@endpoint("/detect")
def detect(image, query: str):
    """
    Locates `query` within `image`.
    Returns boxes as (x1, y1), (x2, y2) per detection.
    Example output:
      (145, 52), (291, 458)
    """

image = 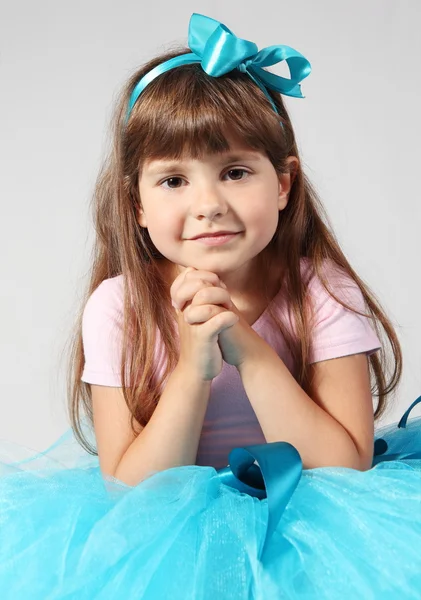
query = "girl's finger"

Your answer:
(183, 303), (227, 325)
(171, 273), (225, 310)
(170, 268), (217, 303)
(191, 286), (232, 310)
(172, 279), (215, 311)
